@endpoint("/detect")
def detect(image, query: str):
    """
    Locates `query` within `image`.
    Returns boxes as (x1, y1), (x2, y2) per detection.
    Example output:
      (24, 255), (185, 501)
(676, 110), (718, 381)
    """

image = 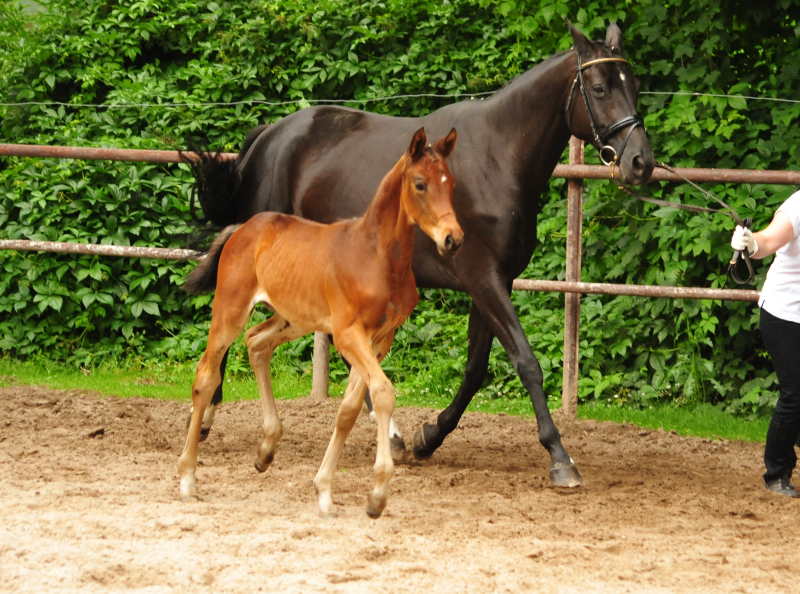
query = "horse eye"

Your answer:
(592, 84), (606, 97)
(414, 182), (426, 191)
